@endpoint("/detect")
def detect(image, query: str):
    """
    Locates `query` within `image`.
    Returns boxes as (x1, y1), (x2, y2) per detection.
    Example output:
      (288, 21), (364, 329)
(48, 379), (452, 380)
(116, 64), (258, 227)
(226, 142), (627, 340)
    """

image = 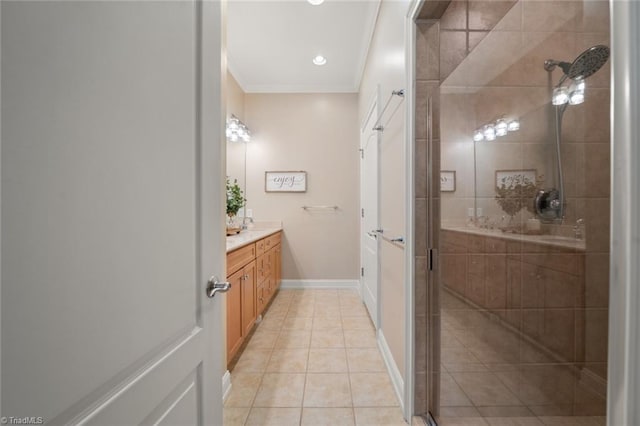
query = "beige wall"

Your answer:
(243, 93), (360, 281)
(359, 0), (411, 380)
